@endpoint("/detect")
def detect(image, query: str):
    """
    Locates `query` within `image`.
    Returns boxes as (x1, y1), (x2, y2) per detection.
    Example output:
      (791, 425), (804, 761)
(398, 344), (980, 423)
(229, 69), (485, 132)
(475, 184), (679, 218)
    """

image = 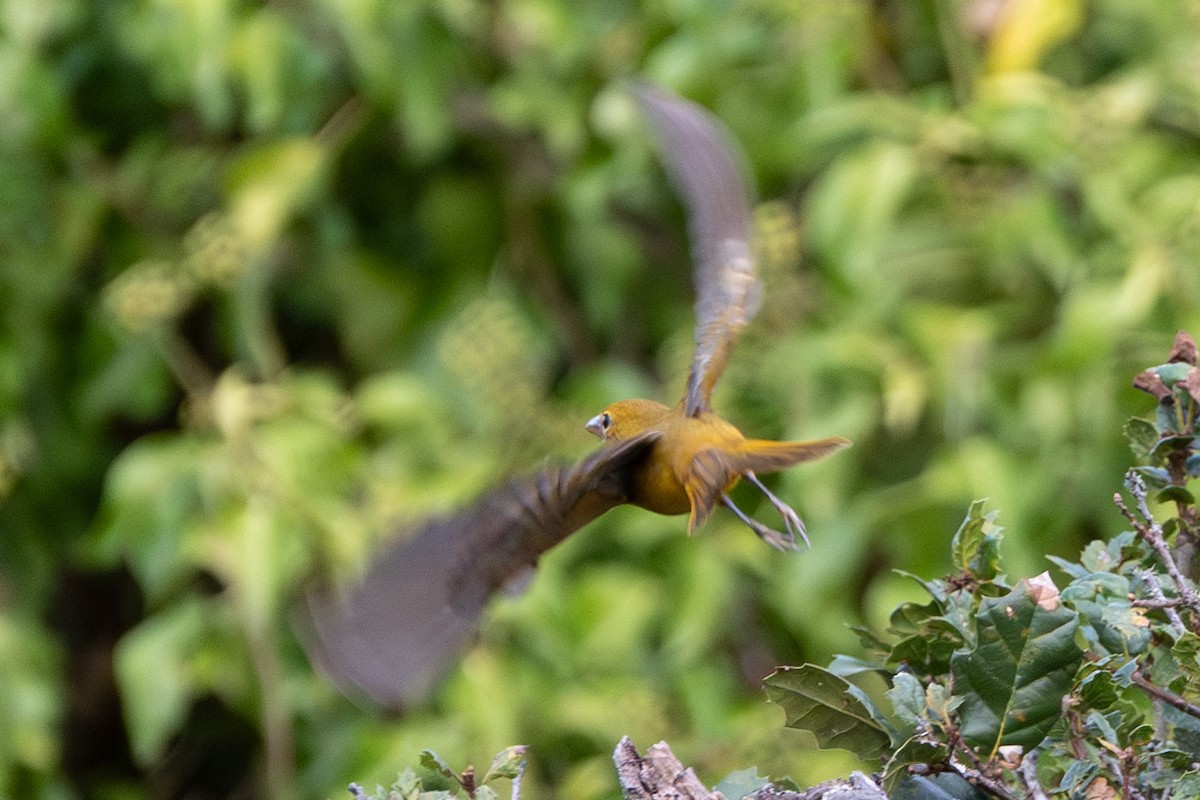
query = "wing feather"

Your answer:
(634, 84), (760, 416)
(303, 432), (658, 708)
